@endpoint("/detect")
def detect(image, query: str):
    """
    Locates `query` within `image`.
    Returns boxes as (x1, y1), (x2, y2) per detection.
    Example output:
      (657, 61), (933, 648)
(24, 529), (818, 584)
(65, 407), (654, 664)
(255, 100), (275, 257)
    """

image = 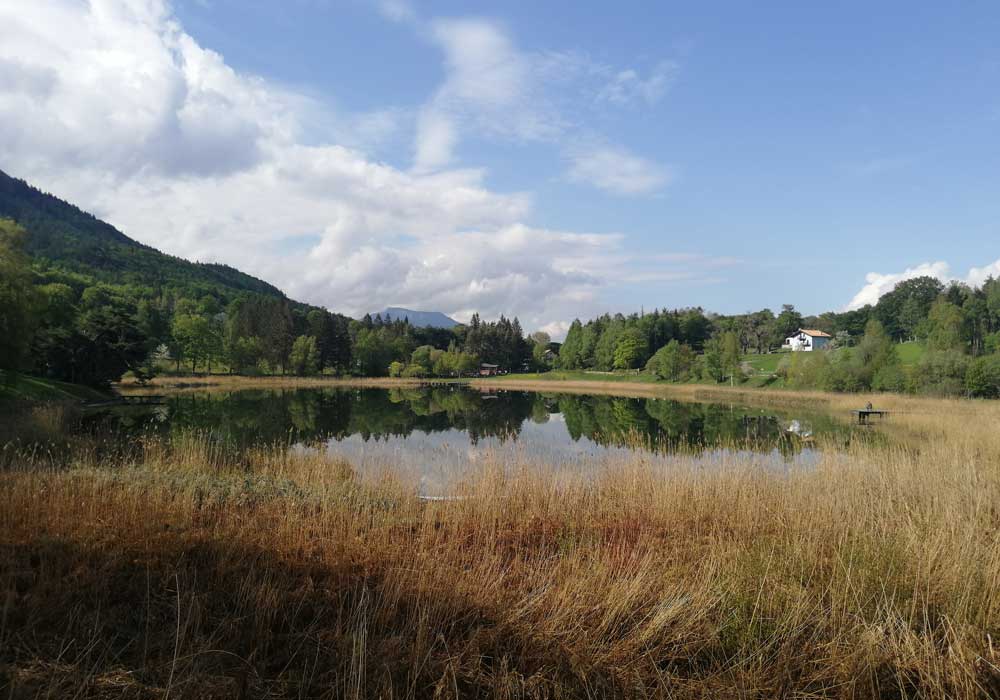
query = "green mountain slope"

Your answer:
(0, 169), (289, 301)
